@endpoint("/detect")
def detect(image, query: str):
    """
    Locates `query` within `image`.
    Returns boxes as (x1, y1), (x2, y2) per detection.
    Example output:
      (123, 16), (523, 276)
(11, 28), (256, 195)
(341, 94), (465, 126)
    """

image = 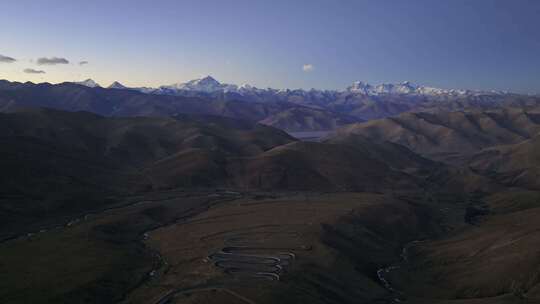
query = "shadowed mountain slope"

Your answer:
(1, 107), (445, 239)
(389, 204), (540, 302)
(225, 141), (423, 192)
(0, 108), (295, 238)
